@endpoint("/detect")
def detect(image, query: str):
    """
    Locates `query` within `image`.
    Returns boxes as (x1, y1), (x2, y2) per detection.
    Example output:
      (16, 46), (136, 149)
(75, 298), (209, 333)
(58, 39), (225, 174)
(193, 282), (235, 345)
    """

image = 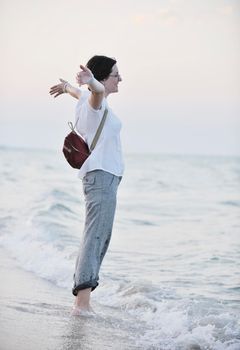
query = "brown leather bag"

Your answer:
(62, 108), (108, 169)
